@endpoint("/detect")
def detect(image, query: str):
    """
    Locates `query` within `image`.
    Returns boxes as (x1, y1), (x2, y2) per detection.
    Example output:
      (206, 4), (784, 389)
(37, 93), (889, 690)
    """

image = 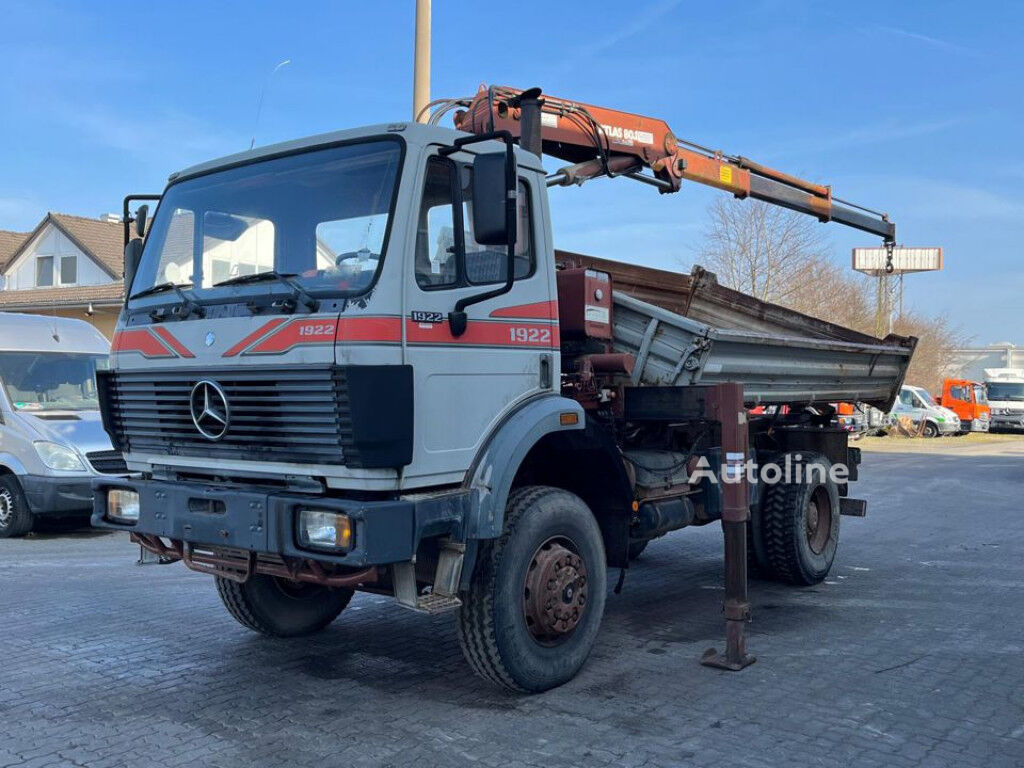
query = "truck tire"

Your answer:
(457, 485), (607, 693)
(759, 453), (840, 586)
(215, 575), (353, 638)
(0, 475), (34, 539)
